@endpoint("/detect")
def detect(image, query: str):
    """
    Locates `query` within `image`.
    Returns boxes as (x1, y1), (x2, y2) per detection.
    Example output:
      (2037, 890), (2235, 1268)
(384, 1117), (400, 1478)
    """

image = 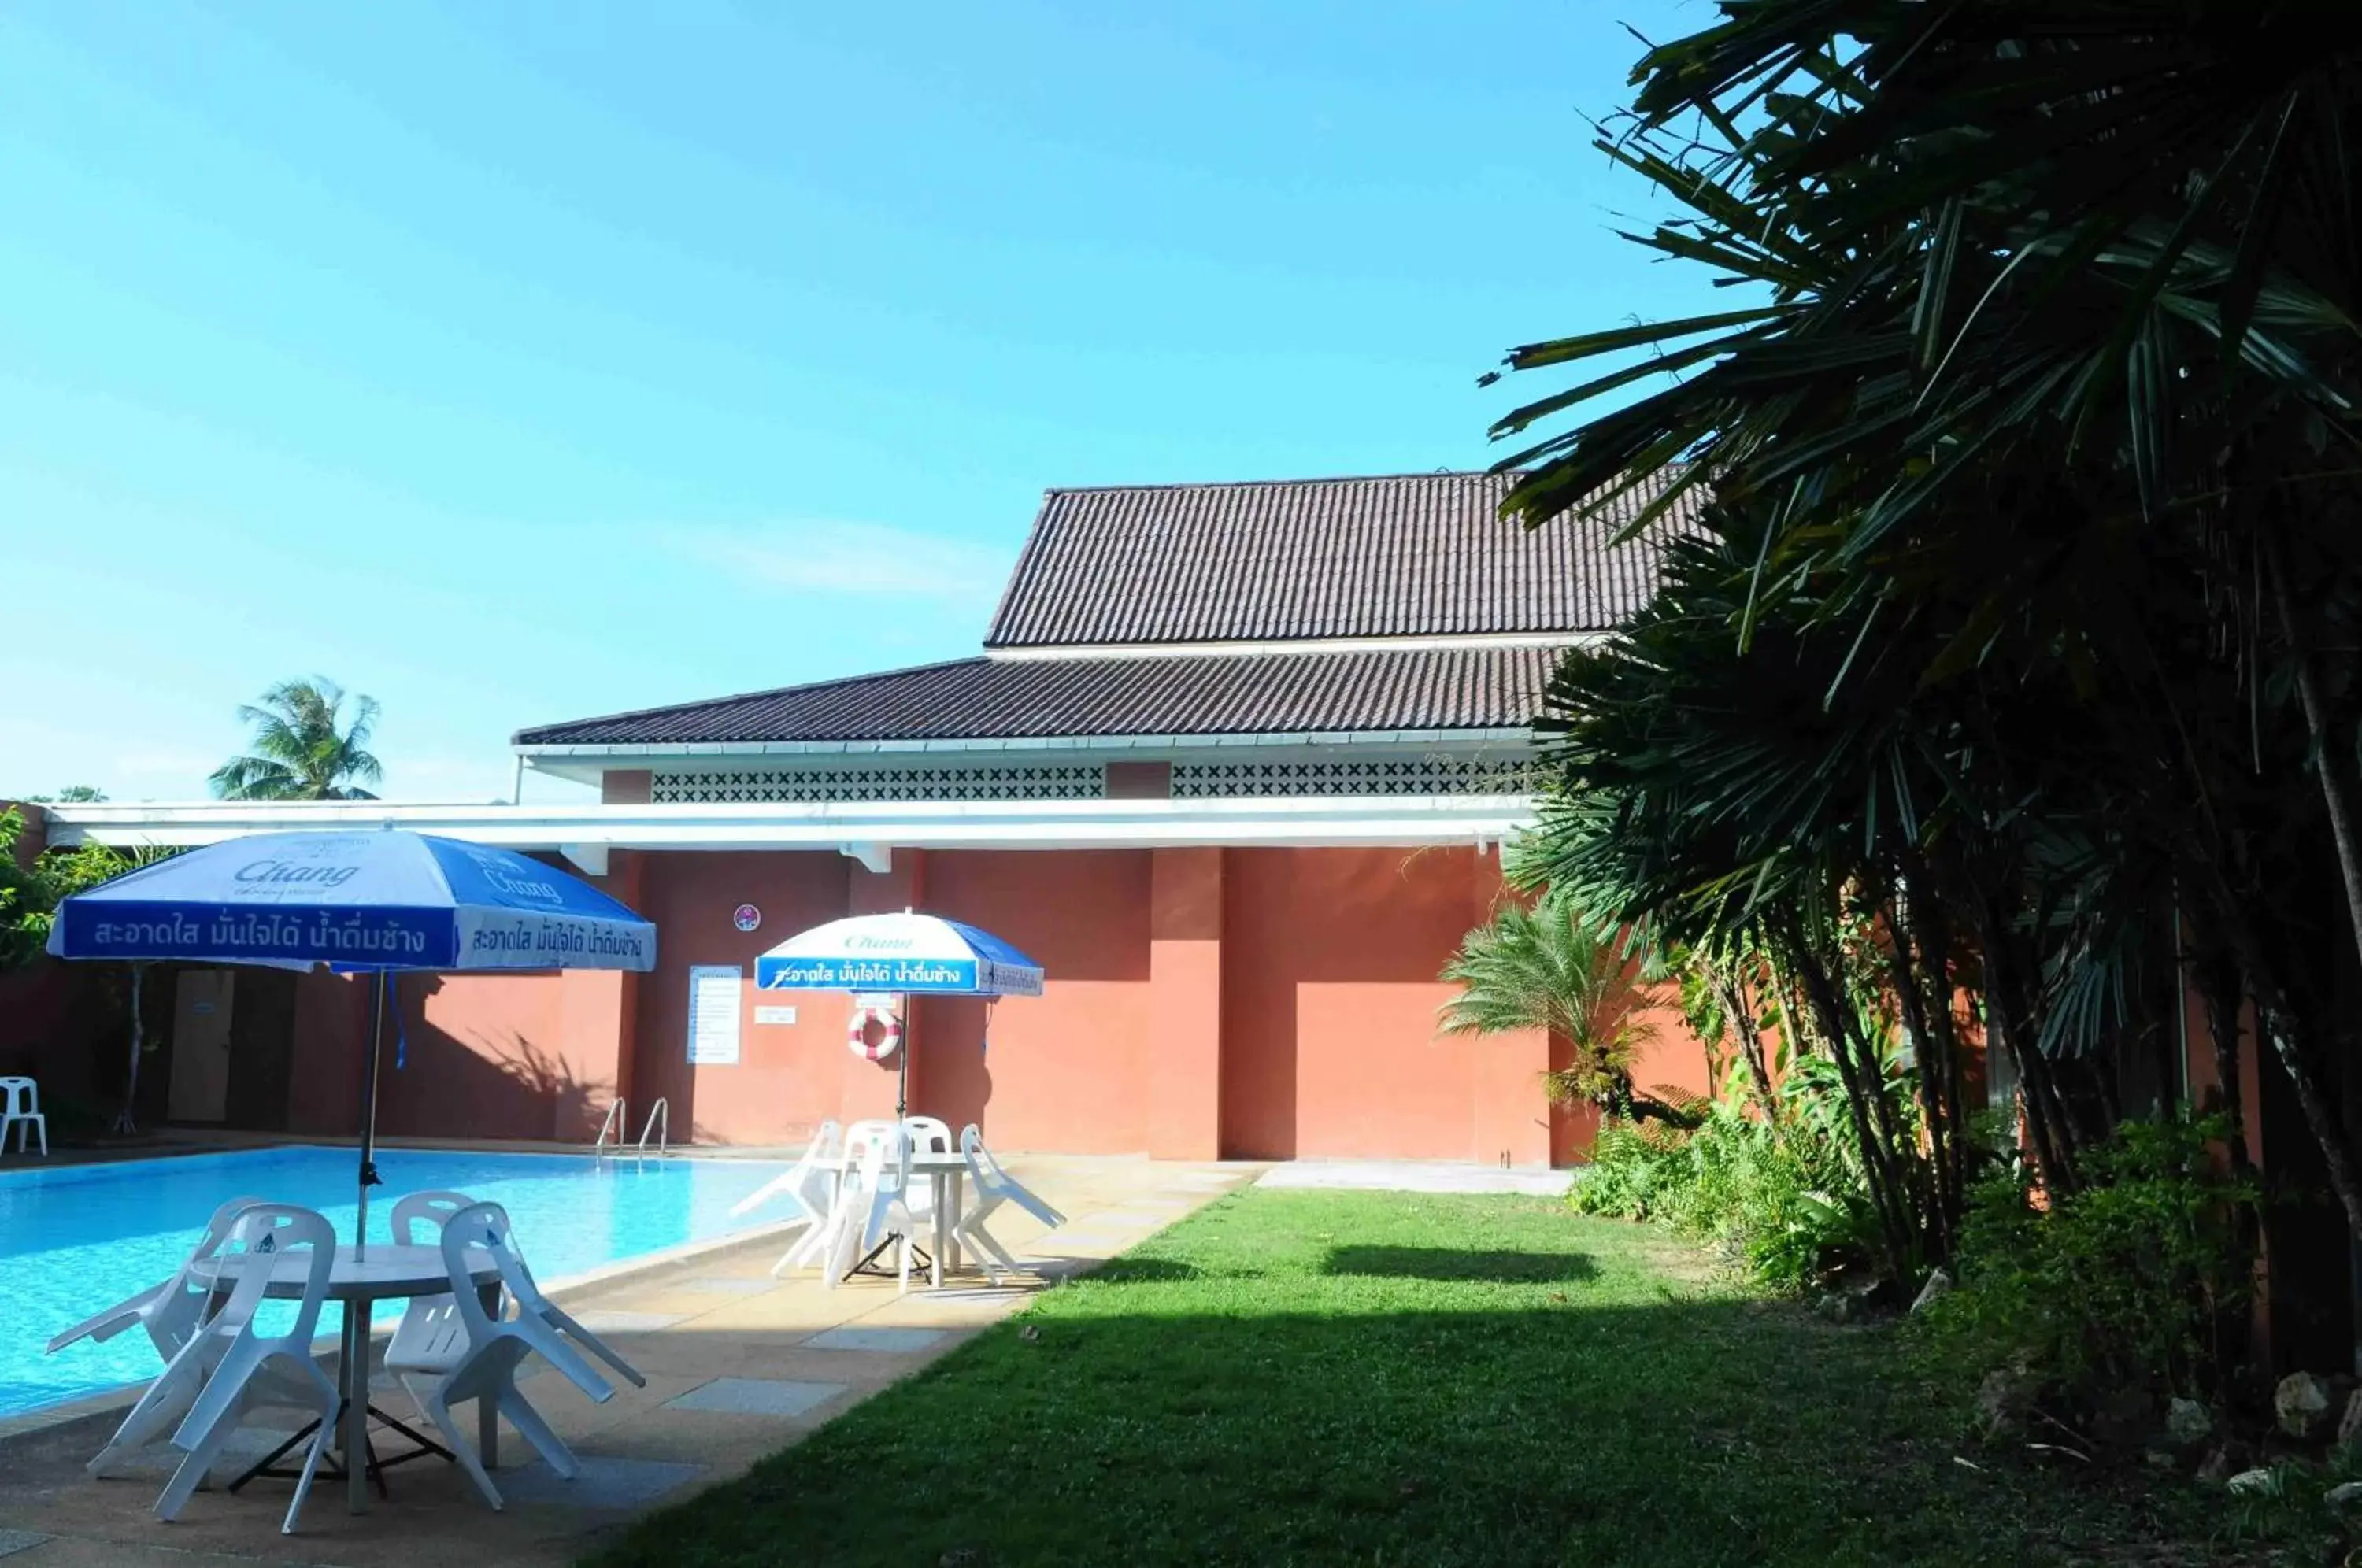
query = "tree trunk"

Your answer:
(2265, 529), (2362, 993)
(2195, 943), (2252, 1171)
(1714, 967), (1779, 1124)
(1905, 883), (1974, 1224)
(1885, 898), (1960, 1252)
(1783, 926), (1920, 1271)
(1967, 891), (2078, 1194)
(115, 962), (146, 1137)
